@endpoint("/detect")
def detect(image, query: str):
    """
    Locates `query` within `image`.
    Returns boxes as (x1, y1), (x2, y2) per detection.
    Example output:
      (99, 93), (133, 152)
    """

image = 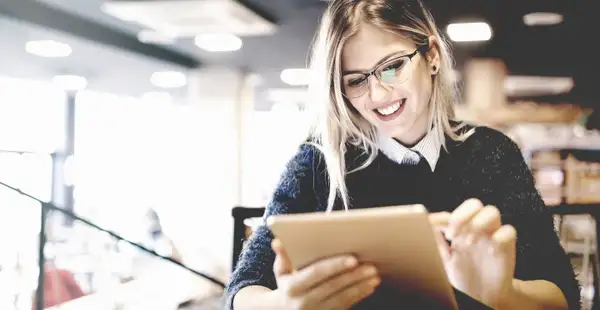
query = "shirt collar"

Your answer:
(376, 128), (441, 171)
